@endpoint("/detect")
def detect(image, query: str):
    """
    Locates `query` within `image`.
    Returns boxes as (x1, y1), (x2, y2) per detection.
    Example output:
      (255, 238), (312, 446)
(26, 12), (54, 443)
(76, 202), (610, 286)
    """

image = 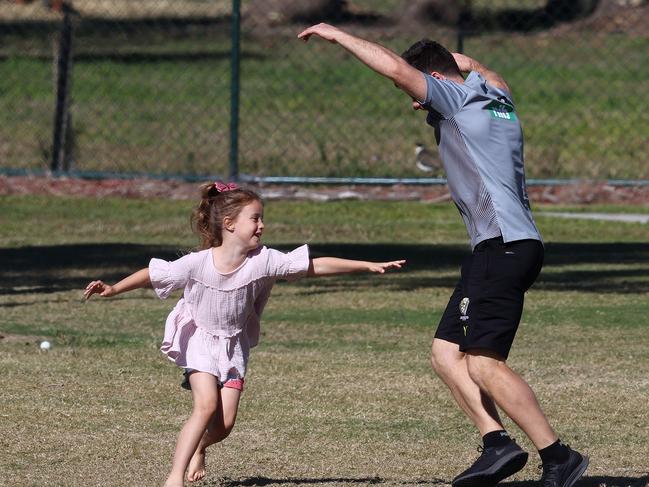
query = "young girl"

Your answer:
(83, 181), (404, 487)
